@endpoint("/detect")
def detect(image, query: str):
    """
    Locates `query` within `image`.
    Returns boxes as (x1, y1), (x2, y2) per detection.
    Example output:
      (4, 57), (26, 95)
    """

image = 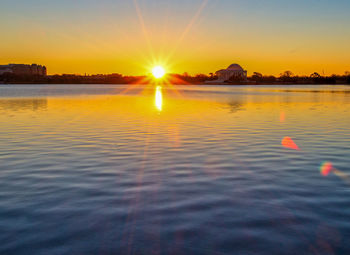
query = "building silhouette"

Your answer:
(0, 64), (47, 76)
(216, 64), (247, 81)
